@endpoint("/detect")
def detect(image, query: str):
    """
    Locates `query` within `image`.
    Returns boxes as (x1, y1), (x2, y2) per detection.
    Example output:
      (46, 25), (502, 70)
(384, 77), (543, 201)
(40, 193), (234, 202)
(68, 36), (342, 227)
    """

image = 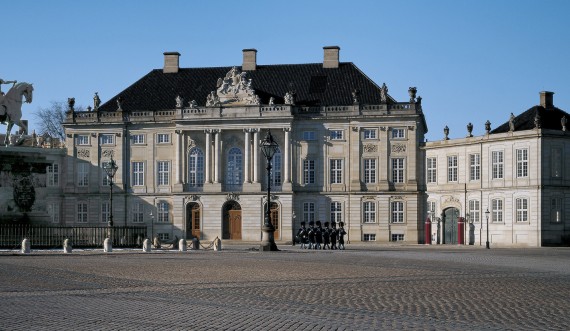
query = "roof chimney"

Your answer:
(242, 49), (257, 71)
(323, 46), (340, 68)
(163, 52), (181, 73)
(540, 91), (554, 109)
